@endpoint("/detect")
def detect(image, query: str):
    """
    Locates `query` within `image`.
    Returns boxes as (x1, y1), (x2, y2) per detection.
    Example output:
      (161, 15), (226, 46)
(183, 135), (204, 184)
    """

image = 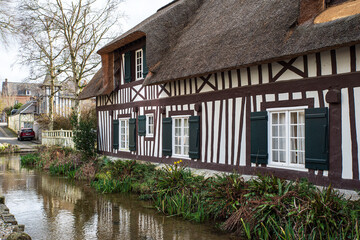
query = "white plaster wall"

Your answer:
(240, 98), (247, 166)
(306, 91), (320, 108)
(240, 68), (248, 86)
(261, 64), (270, 84)
(293, 92), (302, 100)
(250, 66), (259, 85)
(341, 88), (353, 179)
(227, 98), (234, 162)
(234, 98), (242, 163)
(278, 93), (289, 101)
(320, 51), (332, 76)
(206, 101), (213, 163)
(212, 100), (220, 163)
(266, 94), (276, 102)
(336, 47), (351, 74)
(307, 53), (317, 78)
(219, 100), (226, 164)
